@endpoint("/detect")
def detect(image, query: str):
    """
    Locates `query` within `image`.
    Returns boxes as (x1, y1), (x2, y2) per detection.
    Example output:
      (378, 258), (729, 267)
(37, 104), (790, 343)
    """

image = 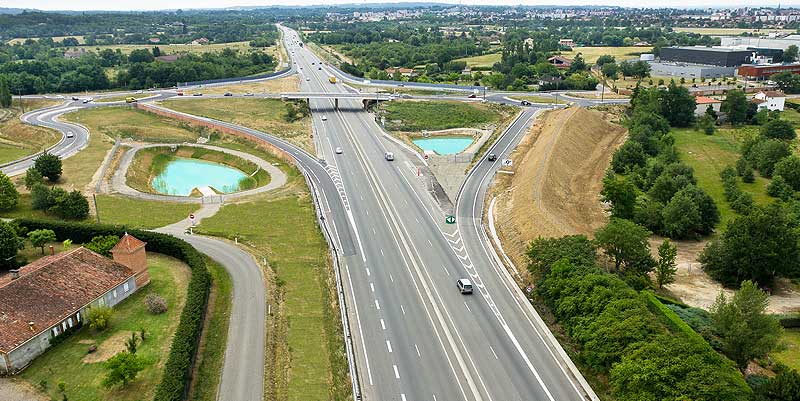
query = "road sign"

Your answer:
(502, 159), (513, 167)
(445, 215), (456, 224)
(189, 214), (197, 226)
